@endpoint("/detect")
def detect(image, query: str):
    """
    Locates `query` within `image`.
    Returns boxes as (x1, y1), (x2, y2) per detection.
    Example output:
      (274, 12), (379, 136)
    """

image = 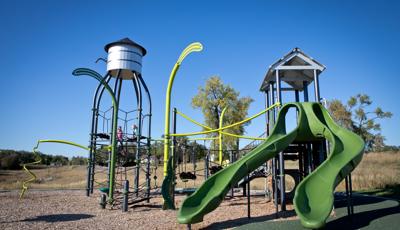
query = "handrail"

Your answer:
(171, 102), (280, 138)
(20, 139), (89, 199)
(176, 110), (267, 141)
